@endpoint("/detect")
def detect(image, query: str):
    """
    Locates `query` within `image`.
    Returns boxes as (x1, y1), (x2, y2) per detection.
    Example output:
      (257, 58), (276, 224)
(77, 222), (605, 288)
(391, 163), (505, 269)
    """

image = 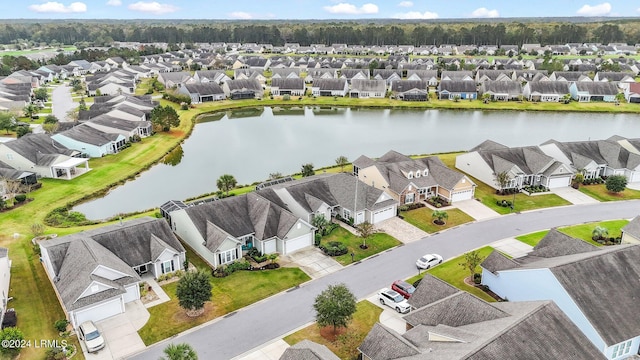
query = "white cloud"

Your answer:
(393, 10), (438, 19)
(324, 3), (379, 15)
(576, 2), (611, 16)
(128, 1), (178, 14)
(470, 7), (499, 18)
(28, 1), (87, 13)
(106, 0), (122, 5)
(229, 11), (253, 19)
(398, 1), (413, 7)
